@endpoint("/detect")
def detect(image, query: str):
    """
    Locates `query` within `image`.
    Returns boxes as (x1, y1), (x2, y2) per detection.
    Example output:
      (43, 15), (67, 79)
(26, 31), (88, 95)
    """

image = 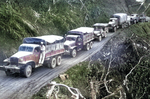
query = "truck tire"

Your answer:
(121, 24), (124, 28)
(70, 49), (77, 58)
(90, 41), (93, 49)
(24, 64), (32, 78)
(50, 57), (56, 68)
(86, 43), (90, 51)
(98, 36), (102, 42)
(134, 20), (136, 24)
(114, 27), (116, 32)
(103, 32), (107, 38)
(56, 56), (61, 66)
(5, 71), (11, 76)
